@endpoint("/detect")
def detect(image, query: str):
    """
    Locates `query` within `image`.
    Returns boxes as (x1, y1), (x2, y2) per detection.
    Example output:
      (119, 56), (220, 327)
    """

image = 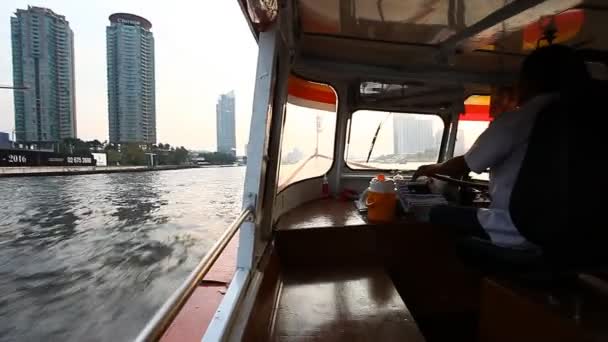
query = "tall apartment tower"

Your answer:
(393, 116), (434, 155)
(216, 91), (236, 155)
(107, 13), (156, 144)
(11, 6), (77, 144)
